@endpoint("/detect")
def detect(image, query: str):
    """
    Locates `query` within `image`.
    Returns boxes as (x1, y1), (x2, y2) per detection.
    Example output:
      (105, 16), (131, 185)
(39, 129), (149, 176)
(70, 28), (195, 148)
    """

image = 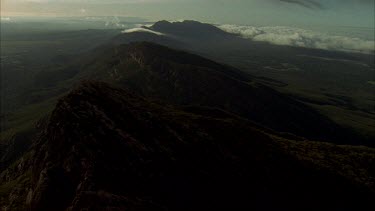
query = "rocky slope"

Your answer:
(1, 82), (374, 210)
(75, 42), (362, 145)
